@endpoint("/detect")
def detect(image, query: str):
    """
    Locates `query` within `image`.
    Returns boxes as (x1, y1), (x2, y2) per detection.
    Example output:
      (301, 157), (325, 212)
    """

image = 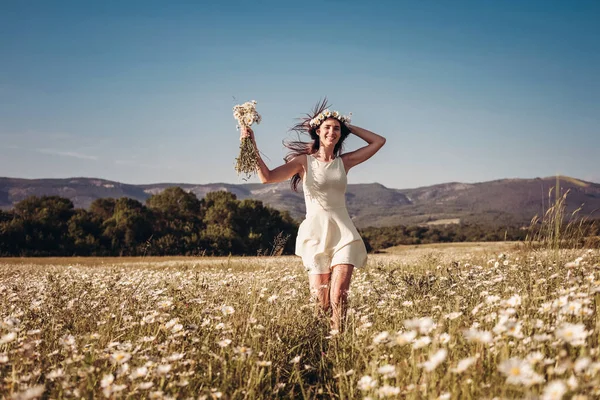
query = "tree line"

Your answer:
(360, 224), (528, 250)
(360, 220), (599, 250)
(0, 188), (298, 257)
(3, 189), (591, 257)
